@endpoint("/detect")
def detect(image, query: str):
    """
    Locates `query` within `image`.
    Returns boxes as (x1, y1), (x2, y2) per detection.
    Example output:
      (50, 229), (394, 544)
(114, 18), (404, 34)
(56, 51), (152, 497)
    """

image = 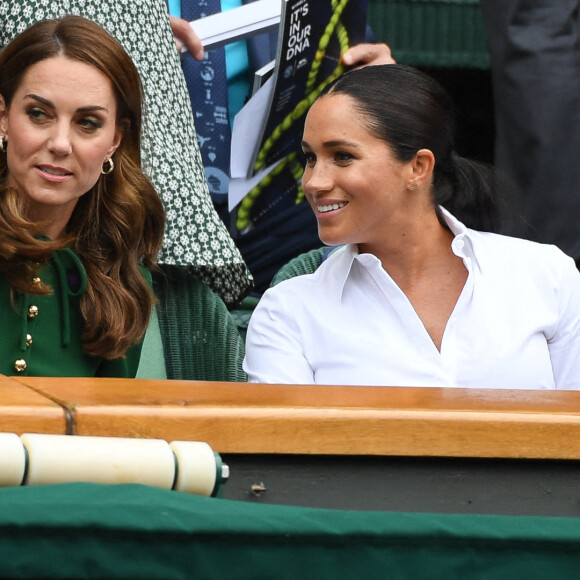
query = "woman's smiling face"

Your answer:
(0, 55), (122, 237)
(301, 93), (413, 251)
